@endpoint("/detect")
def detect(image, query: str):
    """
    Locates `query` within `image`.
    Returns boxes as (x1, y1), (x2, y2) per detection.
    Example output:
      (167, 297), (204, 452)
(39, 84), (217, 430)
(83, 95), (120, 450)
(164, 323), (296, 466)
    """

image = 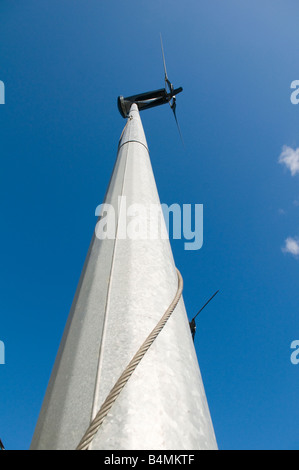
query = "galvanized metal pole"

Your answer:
(31, 104), (217, 450)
